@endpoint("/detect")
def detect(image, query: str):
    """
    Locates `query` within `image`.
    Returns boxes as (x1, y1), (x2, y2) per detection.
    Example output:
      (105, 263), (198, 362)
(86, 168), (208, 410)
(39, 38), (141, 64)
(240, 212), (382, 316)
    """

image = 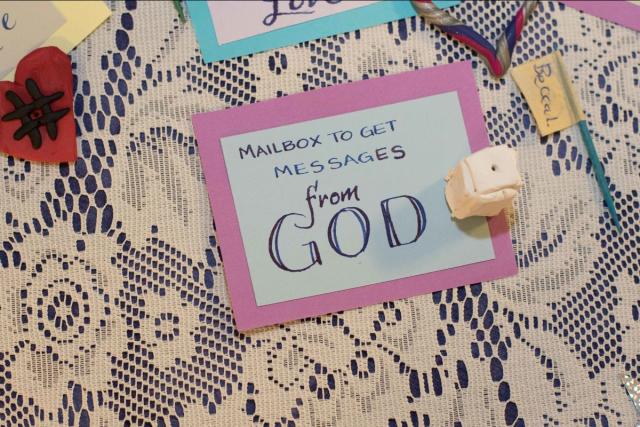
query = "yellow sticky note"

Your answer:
(49, 1), (111, 54)
(511, 51), (585, 136)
